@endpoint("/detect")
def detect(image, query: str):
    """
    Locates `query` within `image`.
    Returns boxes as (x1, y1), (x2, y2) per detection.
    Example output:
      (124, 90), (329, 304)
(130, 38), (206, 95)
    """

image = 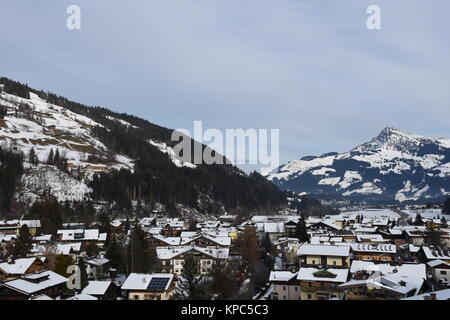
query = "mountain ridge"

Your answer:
(0, 77), (286, 216)
(265, 127), (450, 204)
